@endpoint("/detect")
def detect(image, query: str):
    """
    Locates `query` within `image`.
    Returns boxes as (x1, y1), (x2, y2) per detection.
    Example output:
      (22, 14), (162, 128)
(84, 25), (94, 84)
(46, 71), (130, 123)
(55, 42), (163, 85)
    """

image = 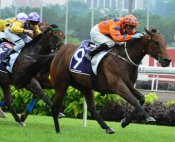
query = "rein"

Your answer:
(114, 42), (140, 67)
(117, 34), (153, 67)
(124, 42), (139, 66)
